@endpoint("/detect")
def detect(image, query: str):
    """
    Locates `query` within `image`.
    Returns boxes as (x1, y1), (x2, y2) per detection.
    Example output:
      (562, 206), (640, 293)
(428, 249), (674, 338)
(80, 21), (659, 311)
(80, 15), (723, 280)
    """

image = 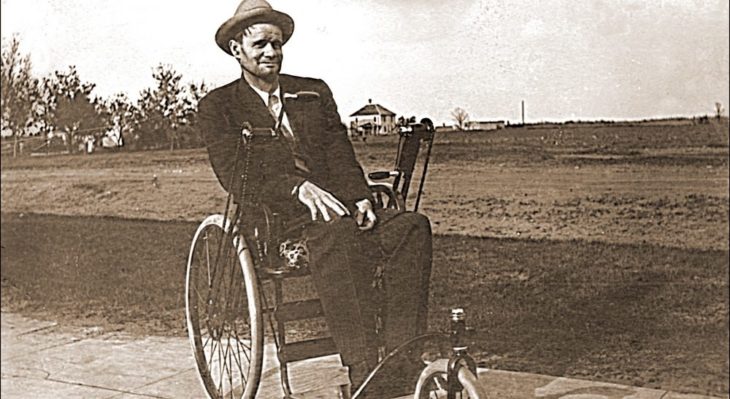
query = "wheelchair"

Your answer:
(185, 119), (485, 398)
